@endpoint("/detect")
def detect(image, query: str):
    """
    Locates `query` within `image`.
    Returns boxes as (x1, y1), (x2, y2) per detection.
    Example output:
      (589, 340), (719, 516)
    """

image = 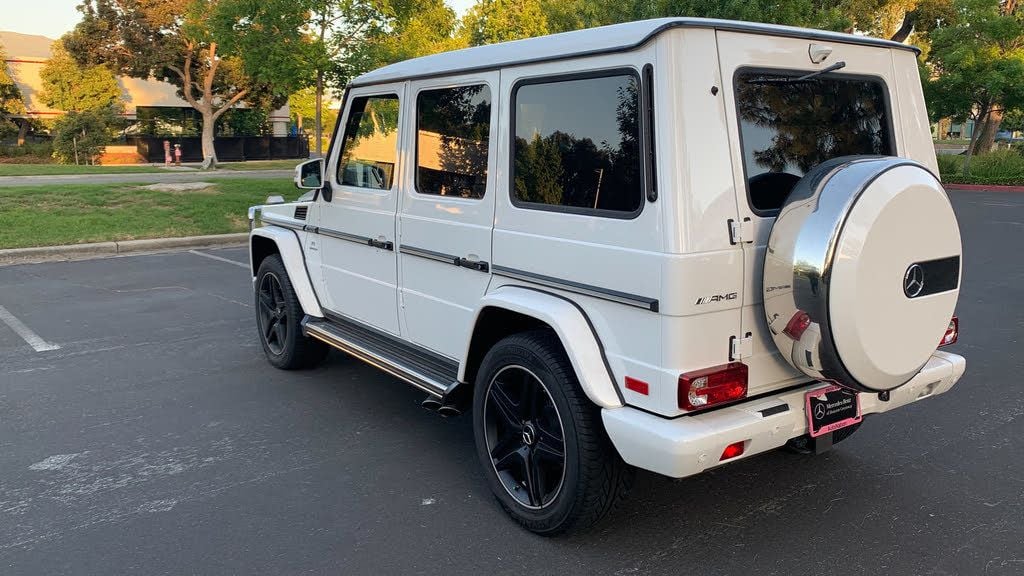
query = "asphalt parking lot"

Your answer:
(0, 191), (1020, 575)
